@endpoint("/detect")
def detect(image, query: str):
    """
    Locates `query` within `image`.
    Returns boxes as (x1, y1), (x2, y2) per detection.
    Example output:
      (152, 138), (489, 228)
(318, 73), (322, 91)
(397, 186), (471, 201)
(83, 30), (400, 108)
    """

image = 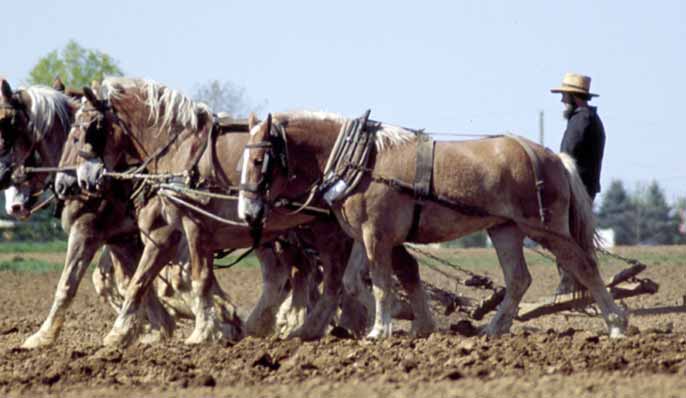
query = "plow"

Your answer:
(402, 244), (659, 324)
